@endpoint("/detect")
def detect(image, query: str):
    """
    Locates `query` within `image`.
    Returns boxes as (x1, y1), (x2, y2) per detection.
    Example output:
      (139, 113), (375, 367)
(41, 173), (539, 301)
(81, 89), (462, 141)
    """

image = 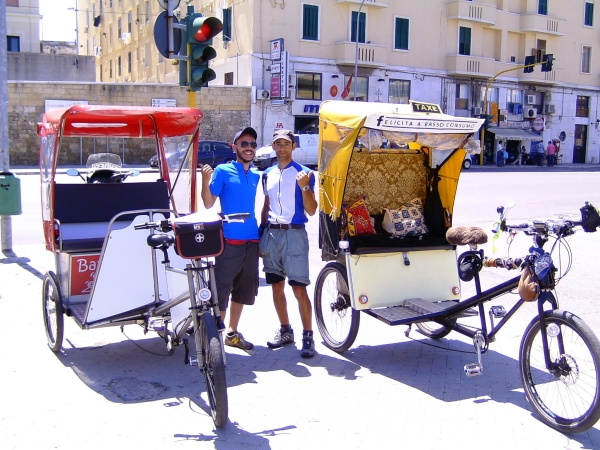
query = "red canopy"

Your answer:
(39, 105), (202, 138)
